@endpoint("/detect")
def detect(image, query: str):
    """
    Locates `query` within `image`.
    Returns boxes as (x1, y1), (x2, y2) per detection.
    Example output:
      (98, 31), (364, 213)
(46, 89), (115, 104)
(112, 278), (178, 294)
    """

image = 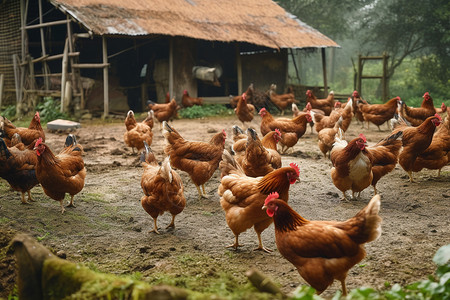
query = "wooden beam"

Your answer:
(321, 48), (328, 95)
(102, 36), (109, 117)
(22, 19), (71, 30)
(38, 0), (49, 90)
(61, 38), (69, 112)
(236, 43), (242, 95)
(169, 38), (173, 101)
(0, 74), (4, 108)
(72, 63), (110, 69)
(44, 52), (79, 61)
